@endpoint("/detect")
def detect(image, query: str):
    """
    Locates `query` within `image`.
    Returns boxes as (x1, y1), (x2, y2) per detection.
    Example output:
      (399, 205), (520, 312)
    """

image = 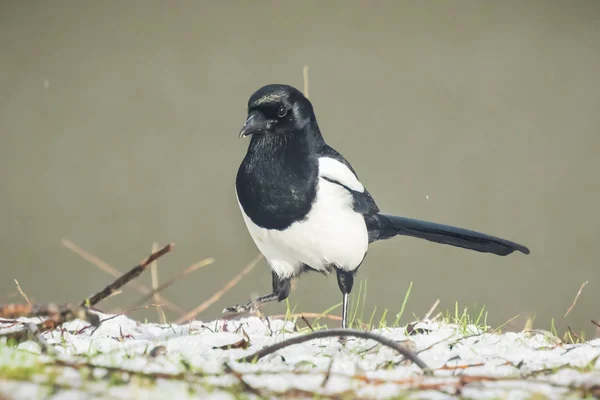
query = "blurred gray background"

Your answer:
(1, 1), (598, 335)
